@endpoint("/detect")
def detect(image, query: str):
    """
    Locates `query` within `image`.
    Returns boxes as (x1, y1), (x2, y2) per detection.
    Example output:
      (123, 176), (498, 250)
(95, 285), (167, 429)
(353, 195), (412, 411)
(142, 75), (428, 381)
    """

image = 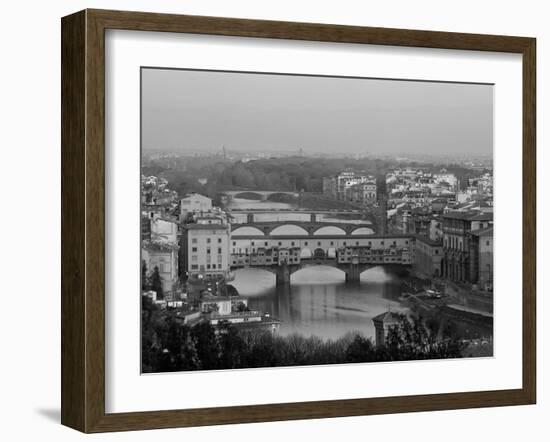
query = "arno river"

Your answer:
(228, 197), (408, 340)
(232, 266), (408, 340)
